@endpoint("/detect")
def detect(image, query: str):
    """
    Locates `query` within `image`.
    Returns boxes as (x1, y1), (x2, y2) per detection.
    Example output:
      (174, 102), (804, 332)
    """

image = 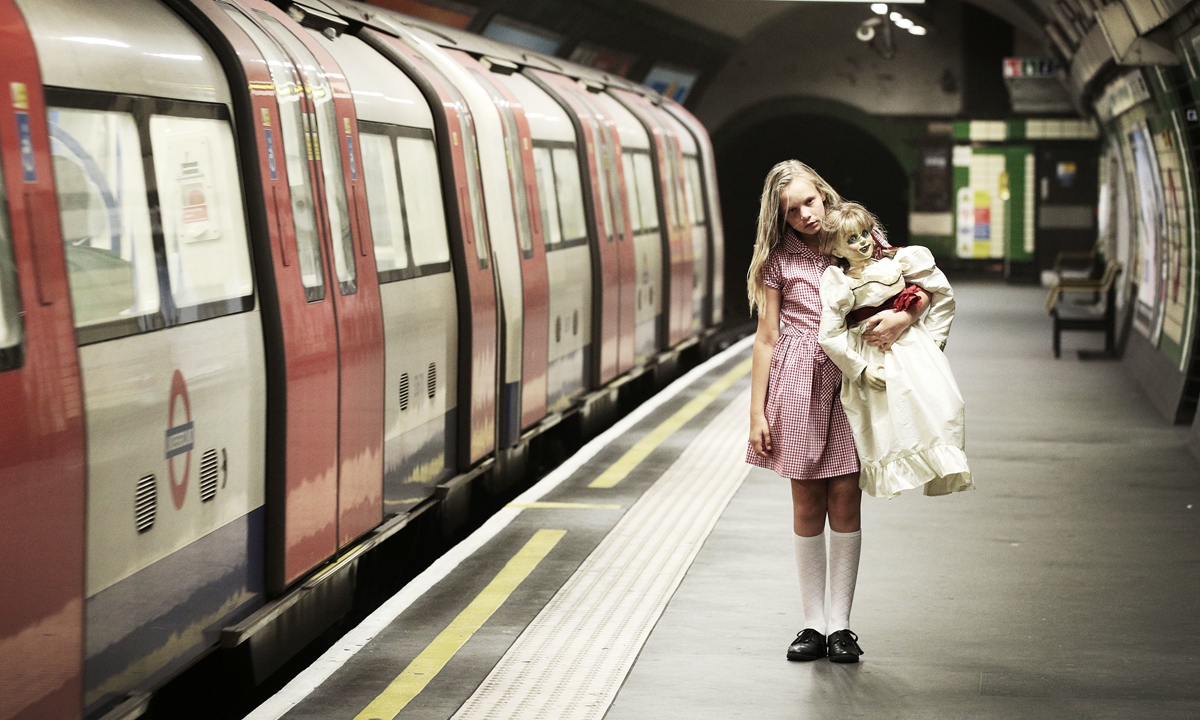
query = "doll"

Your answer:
(817, 202), (973, 499)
